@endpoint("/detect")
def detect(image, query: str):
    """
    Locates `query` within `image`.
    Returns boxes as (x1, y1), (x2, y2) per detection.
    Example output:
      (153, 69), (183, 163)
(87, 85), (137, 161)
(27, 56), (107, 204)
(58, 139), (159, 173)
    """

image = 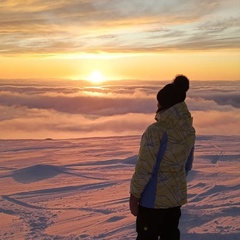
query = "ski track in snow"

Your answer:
(0, 135), (240, 240)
